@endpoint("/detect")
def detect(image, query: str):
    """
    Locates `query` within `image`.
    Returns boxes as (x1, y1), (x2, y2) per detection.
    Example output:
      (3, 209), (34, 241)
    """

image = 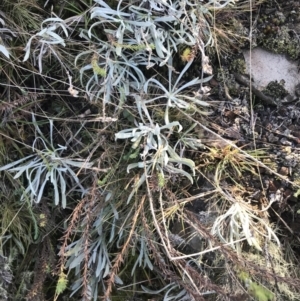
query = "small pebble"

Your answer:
(278, 166), (289, 176)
